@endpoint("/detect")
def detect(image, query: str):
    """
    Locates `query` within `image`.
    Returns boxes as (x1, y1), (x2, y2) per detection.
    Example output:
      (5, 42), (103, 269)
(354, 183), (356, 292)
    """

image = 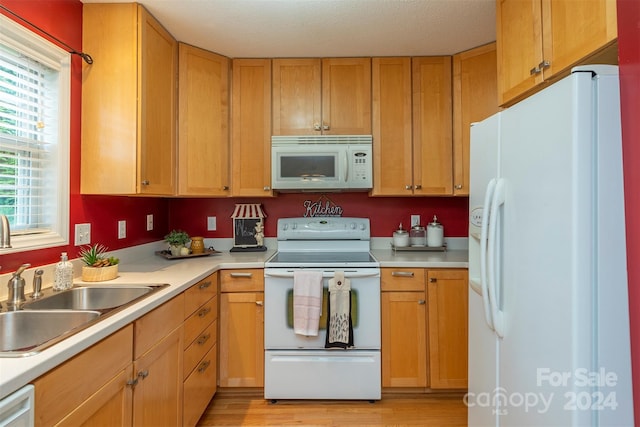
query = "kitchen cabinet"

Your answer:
(81, 3), (177, 195)
(34, 296), (184, 426)
(427, 269), (468, 389)
(411, 57), (453, 195)
(178, 44), (230, 196)
(272, 58), (371, 135)
(183, 273), (218, 427)
(231, 59), (273, 196)
(497, 0), (618, 106)
(381, 268), (428, 388)
(219, 269), (264, 387)
(452, 43), (498, 196)
(371, 57), (414, 196)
